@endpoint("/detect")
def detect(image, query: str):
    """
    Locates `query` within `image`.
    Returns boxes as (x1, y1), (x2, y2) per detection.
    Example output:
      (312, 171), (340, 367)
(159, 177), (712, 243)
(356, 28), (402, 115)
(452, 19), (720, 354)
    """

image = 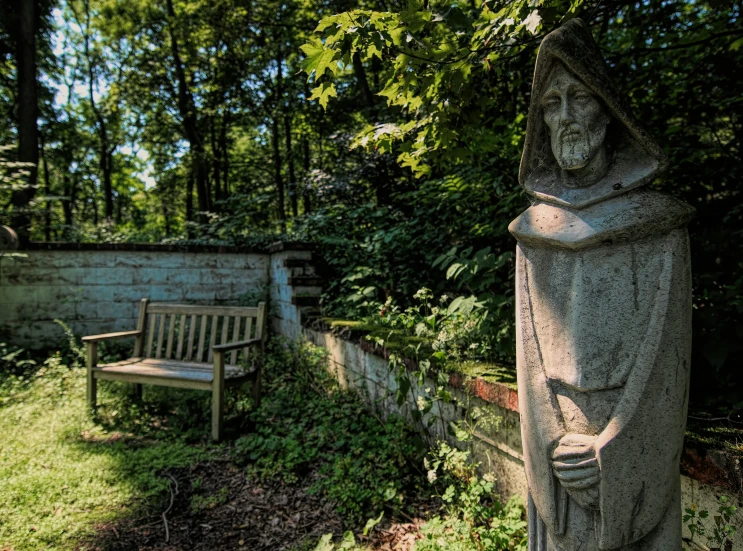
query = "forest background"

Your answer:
(0, 0), (741, 410)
